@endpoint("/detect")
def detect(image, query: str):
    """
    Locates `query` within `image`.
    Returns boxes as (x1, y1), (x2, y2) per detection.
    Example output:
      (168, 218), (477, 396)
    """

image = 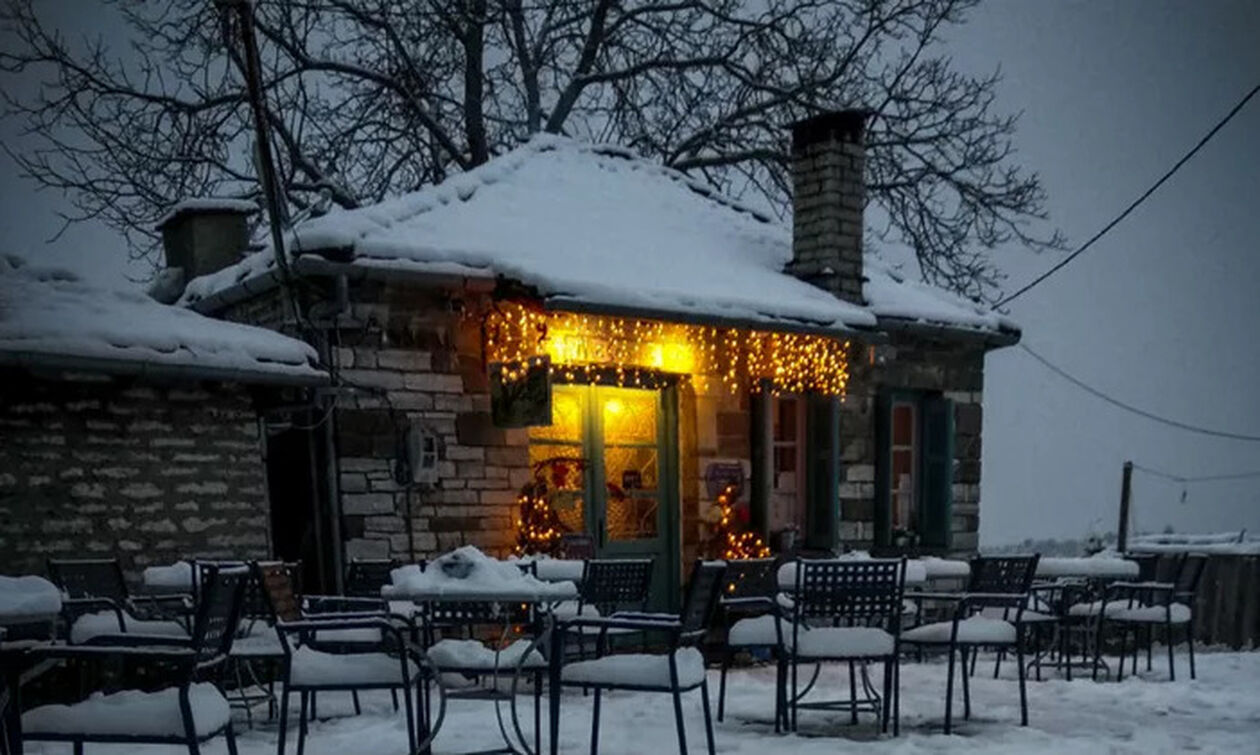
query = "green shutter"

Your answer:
(873, 391), (892, 547)
(919, 395), (954, 549)
(804, 393), (839, 551)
